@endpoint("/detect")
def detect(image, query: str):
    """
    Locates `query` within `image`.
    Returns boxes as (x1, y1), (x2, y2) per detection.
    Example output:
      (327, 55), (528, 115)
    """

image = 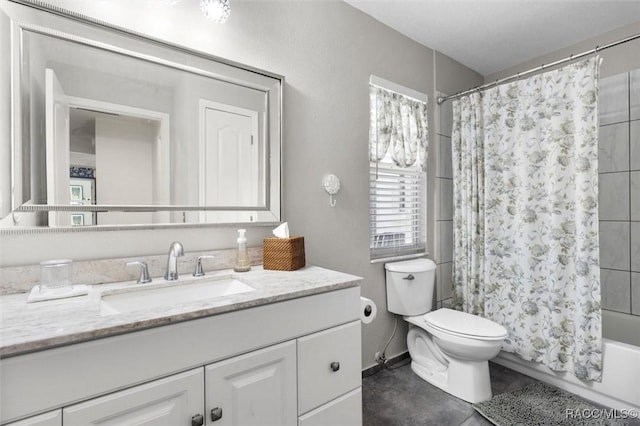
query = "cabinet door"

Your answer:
(298, 388), (362, 426)
(297, 321), (361, 414)
(5, 410), (61, 426)
(63, 368), (204, 426)
(205, 340), (296, 426)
